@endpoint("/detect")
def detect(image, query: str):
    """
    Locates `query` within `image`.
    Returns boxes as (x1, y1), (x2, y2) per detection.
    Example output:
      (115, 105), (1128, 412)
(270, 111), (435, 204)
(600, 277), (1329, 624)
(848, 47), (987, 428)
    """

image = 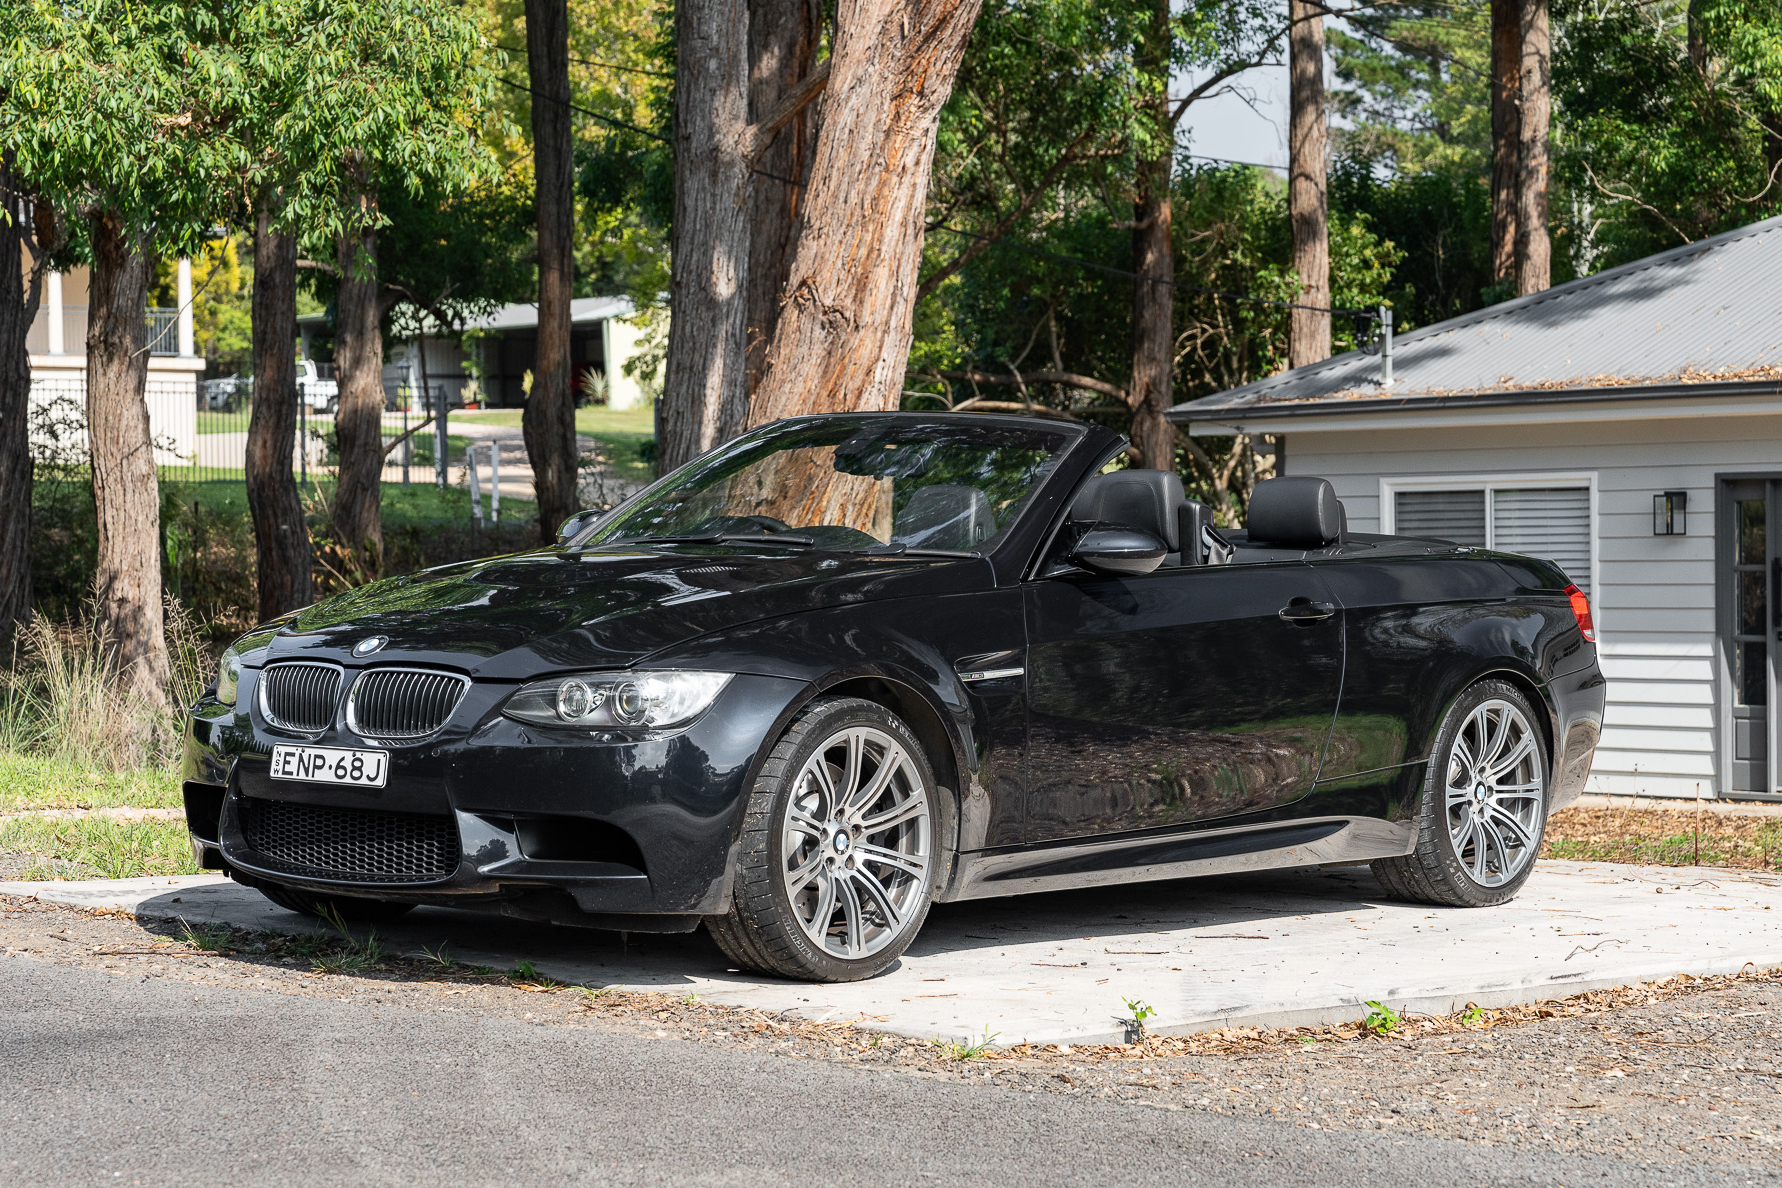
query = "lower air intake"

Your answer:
(238, 798), (459, 884)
